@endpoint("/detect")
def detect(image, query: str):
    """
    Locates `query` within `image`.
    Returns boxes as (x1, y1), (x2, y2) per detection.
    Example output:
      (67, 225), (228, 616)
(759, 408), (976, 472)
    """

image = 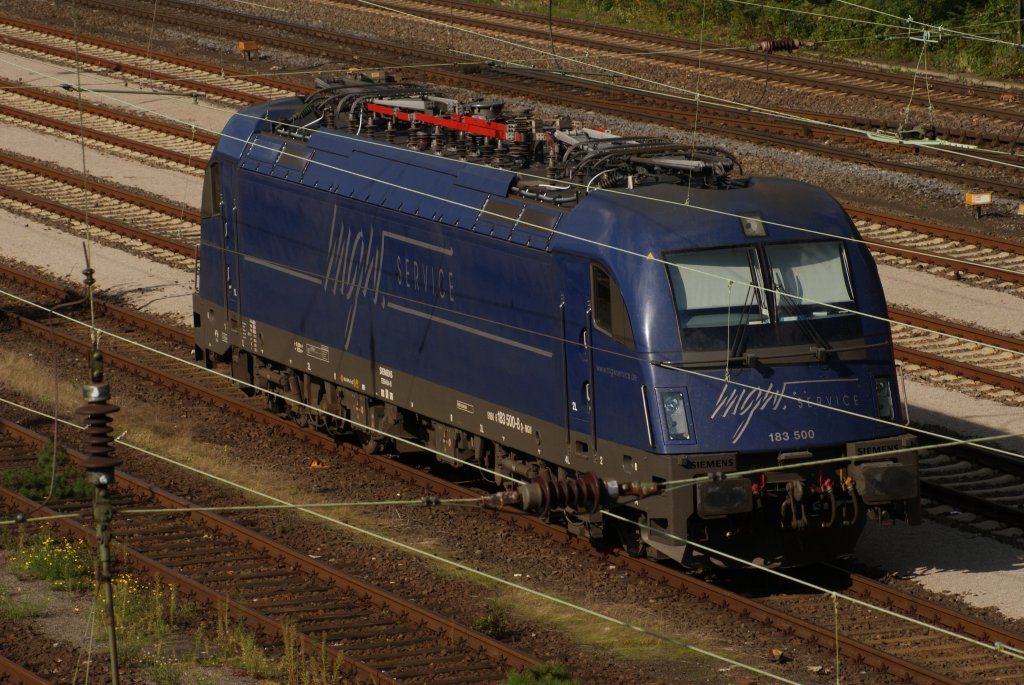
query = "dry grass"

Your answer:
(494, 589), (736, 668)
(0, 350), (402, 536)
(0, 351), (731, 678)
